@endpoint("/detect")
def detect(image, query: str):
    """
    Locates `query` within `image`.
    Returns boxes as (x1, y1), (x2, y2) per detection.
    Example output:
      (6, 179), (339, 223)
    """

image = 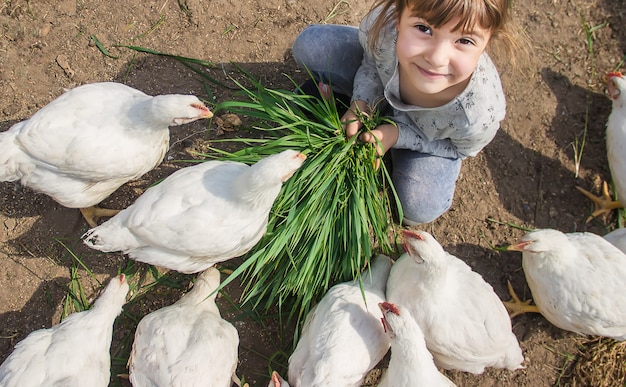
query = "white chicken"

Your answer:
(82, 149), (306, 273)
(386, 229), (524, 374)
(128, 267), (240, 387)
(378, 301), (456, 387)
(0, 274), (129, 386)
(0, 82), (213, 227)
(505, 229), (626, 341)
(577, 72), (626, 220)
(287, 254), (392, 386)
